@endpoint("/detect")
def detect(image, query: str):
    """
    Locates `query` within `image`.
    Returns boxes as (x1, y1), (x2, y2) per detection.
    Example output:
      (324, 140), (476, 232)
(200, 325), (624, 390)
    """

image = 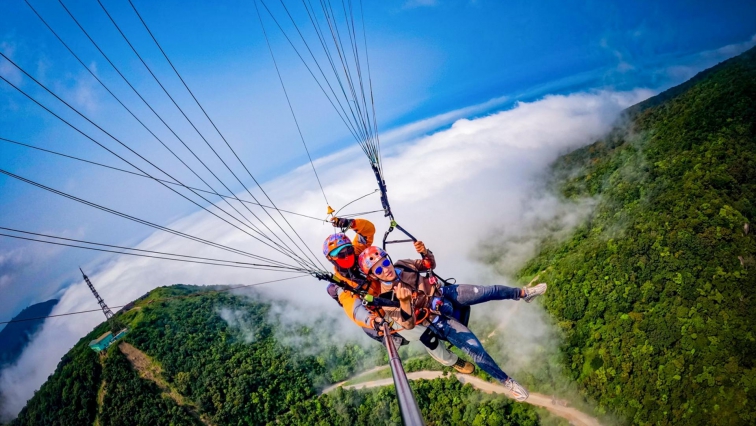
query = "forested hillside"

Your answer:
(515, 47), (756, 425)
(8, 286), (548, 425)
(9, 286), (367, 425)
(280, 376), (543, 426)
